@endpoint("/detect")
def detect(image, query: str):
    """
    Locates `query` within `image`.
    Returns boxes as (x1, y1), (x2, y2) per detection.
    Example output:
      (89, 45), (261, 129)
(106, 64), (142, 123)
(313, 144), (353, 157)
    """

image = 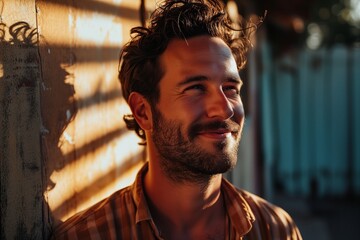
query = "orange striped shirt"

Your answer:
(52, 163), (302, 240)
